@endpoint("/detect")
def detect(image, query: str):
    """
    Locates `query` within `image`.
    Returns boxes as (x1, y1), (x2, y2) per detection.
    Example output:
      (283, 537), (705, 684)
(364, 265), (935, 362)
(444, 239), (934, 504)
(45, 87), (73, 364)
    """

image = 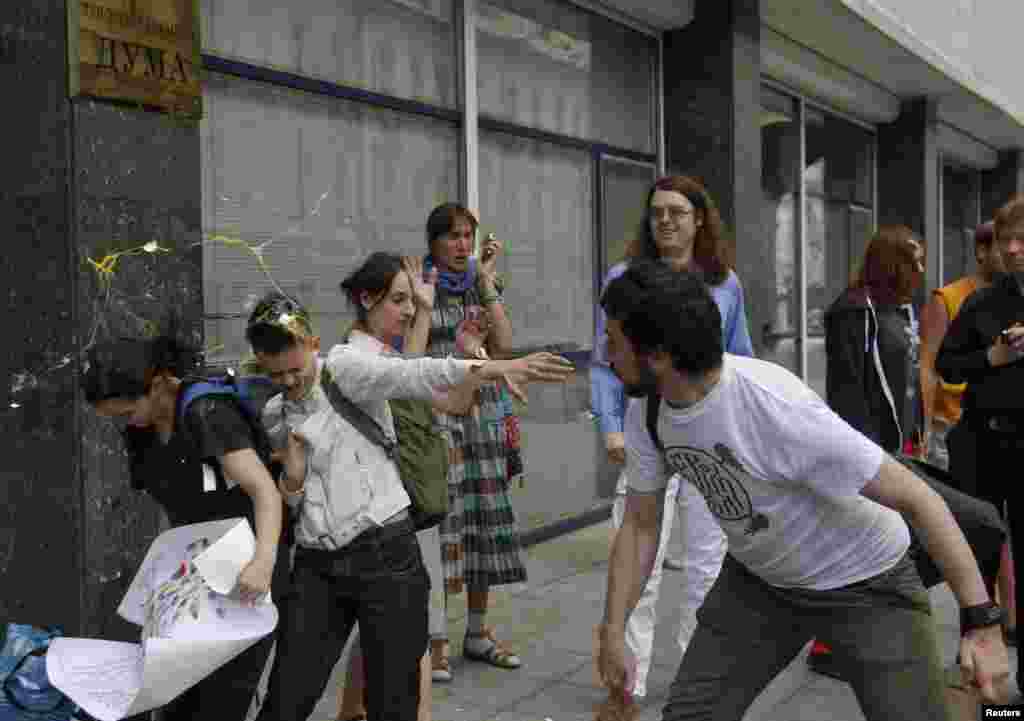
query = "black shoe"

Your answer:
(807, 648), (845, 682)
